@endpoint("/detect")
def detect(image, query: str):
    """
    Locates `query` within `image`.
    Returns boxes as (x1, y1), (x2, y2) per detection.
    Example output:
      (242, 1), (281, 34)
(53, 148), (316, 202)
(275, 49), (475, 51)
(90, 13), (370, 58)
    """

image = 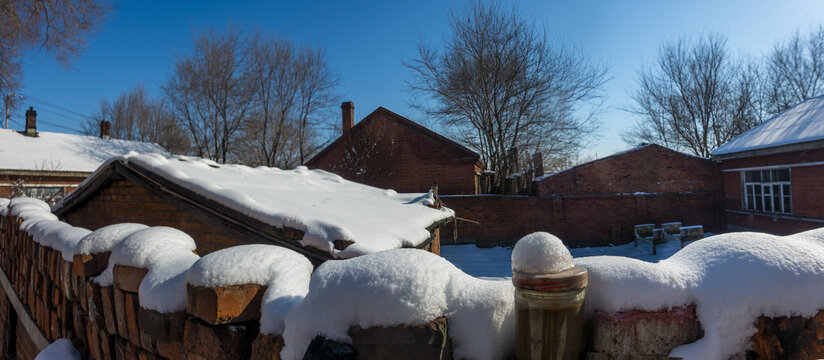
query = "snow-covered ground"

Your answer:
(441, 237), (688, 278)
